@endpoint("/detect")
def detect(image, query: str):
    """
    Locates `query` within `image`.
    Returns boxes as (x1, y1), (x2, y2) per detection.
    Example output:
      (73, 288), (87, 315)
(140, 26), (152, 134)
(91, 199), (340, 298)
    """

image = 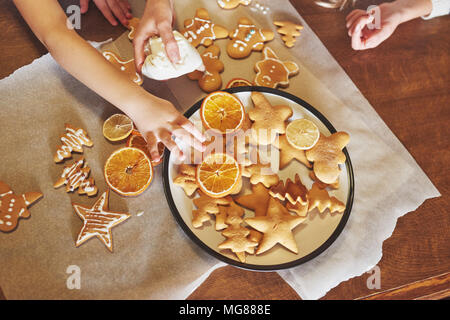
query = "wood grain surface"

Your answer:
(0, 0), (448, 300)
